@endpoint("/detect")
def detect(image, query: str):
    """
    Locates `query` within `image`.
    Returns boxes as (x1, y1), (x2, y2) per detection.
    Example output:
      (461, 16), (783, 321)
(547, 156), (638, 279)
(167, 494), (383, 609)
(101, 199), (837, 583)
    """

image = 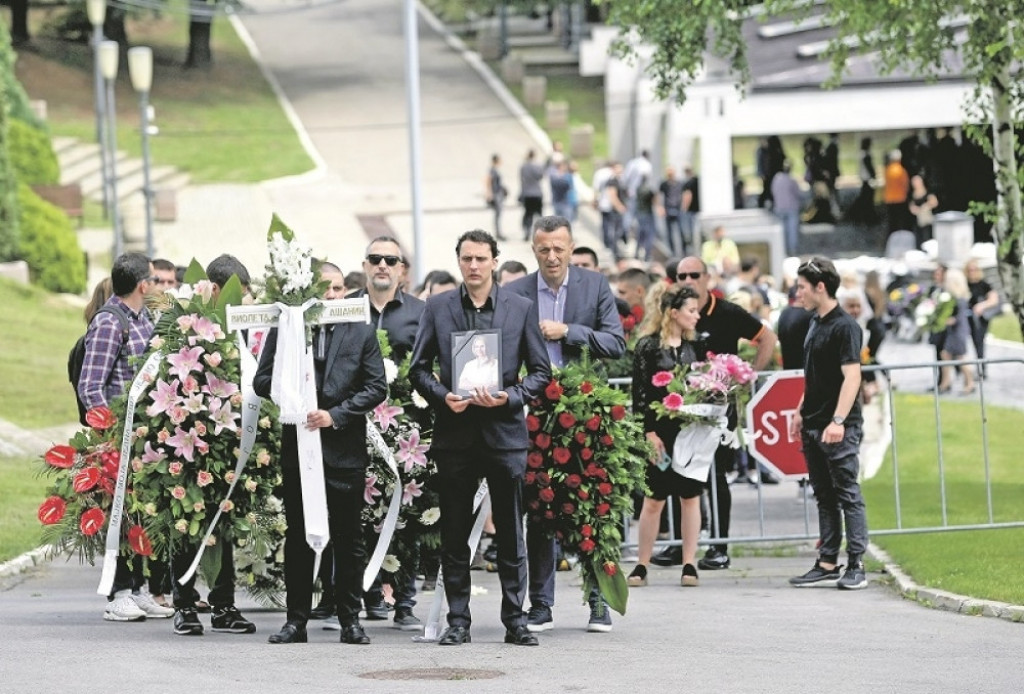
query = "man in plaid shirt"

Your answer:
(77, 252), (172, 622)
